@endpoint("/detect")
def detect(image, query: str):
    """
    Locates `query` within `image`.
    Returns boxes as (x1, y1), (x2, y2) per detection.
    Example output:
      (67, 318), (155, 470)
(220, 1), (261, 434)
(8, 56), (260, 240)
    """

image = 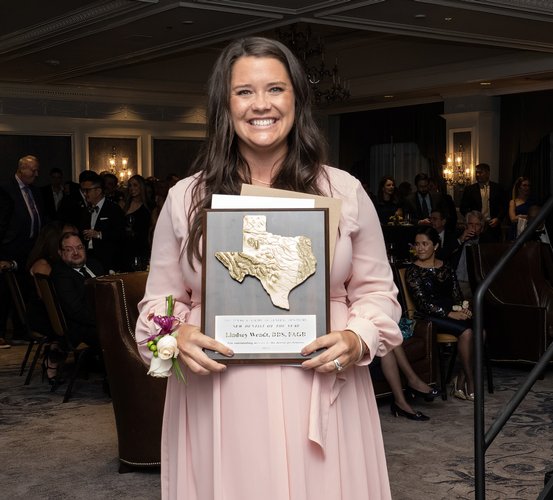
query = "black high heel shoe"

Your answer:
(390, 401), (430, 421)
(41, 355), (64, 388)
(406, 385), (440, 402)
